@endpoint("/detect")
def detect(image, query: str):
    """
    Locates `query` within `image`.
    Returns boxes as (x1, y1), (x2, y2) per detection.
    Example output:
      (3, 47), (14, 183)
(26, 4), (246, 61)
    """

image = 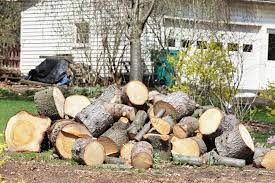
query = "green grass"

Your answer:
(250, 109), (275, 124)
(0, 98), (37, 143)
